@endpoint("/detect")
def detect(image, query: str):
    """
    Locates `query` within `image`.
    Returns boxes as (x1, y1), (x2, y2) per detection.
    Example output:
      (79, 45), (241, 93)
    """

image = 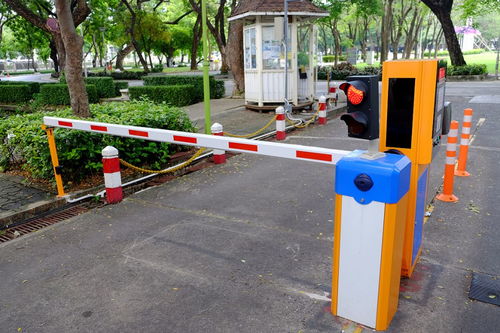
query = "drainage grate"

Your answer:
(0, 205), (88, 243)
(469, 272), (500, 306)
